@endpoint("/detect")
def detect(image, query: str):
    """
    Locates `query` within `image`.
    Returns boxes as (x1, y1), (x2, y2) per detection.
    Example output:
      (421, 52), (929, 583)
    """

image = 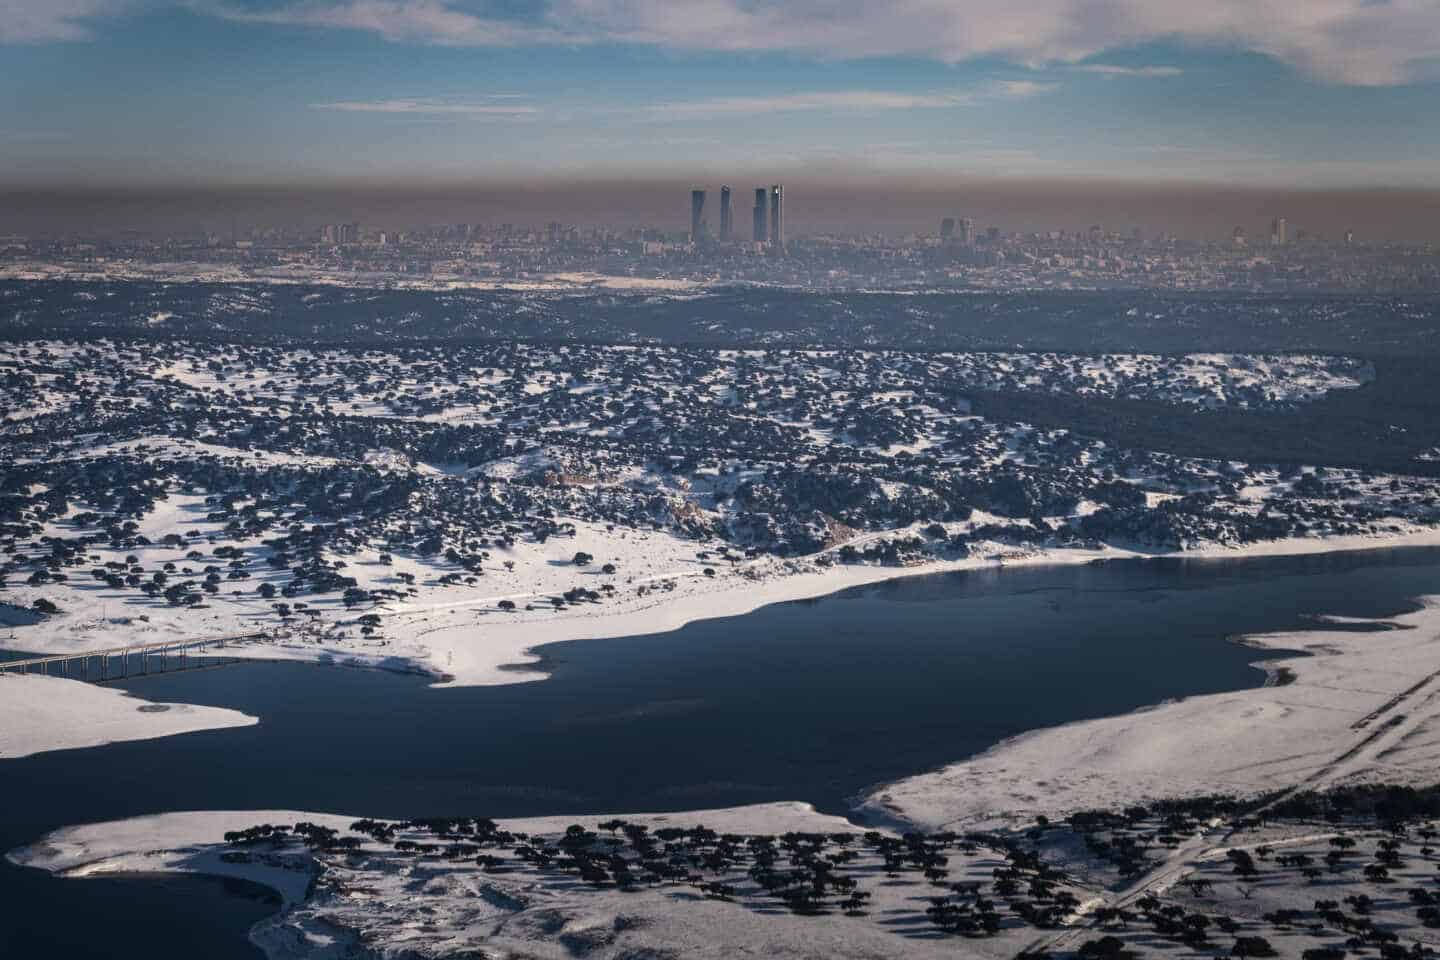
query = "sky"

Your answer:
(3, 1), (1440, 233)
